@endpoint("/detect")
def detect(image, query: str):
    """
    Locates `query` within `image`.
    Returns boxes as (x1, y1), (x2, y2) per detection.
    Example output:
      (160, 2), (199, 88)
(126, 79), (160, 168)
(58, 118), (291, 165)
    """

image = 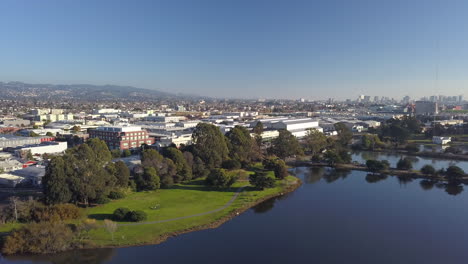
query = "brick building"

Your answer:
(89, 126), (154, 150)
